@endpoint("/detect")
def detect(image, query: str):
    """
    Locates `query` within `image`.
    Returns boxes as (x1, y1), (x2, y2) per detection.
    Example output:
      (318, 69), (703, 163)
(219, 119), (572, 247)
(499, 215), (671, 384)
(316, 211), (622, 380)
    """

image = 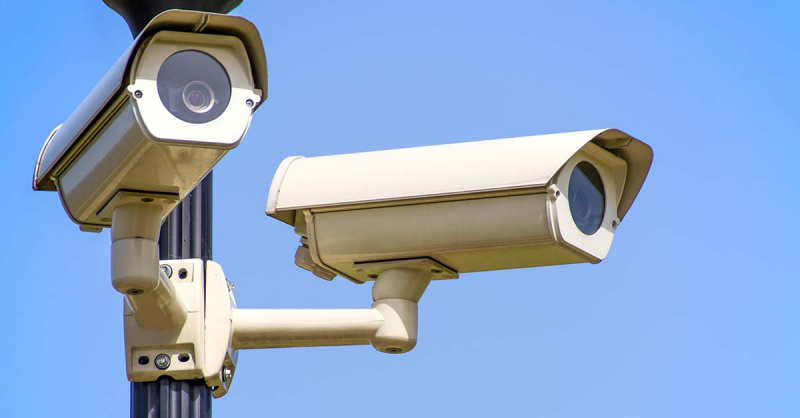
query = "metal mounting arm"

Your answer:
(232, 309), (385, 349)
(231, 264), (435, 354)
(124, 258), (455, 398)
